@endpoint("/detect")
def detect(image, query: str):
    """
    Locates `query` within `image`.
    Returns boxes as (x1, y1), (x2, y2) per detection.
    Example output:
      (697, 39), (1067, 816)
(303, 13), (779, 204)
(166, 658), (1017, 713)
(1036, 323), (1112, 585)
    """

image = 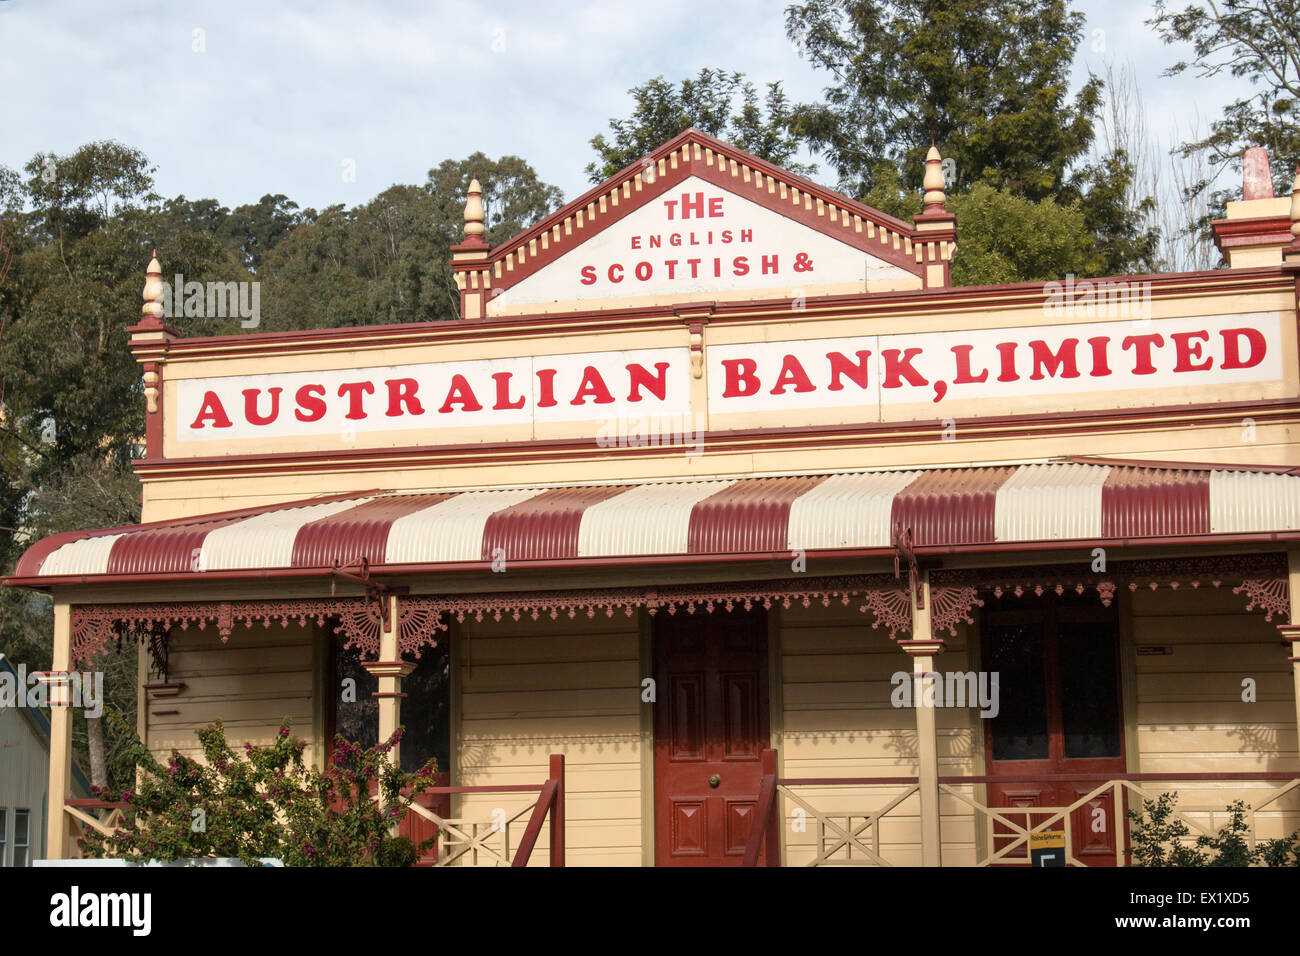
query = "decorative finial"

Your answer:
(922, 144), (946, 213)
(141, 250), (164, 325)
(463, 175), (486, 244)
